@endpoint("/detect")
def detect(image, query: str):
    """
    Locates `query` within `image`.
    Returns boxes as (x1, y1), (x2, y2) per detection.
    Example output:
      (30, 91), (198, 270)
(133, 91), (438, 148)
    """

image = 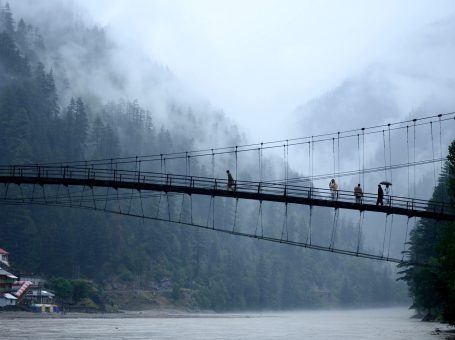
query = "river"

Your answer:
(0, 307), (450, 339)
